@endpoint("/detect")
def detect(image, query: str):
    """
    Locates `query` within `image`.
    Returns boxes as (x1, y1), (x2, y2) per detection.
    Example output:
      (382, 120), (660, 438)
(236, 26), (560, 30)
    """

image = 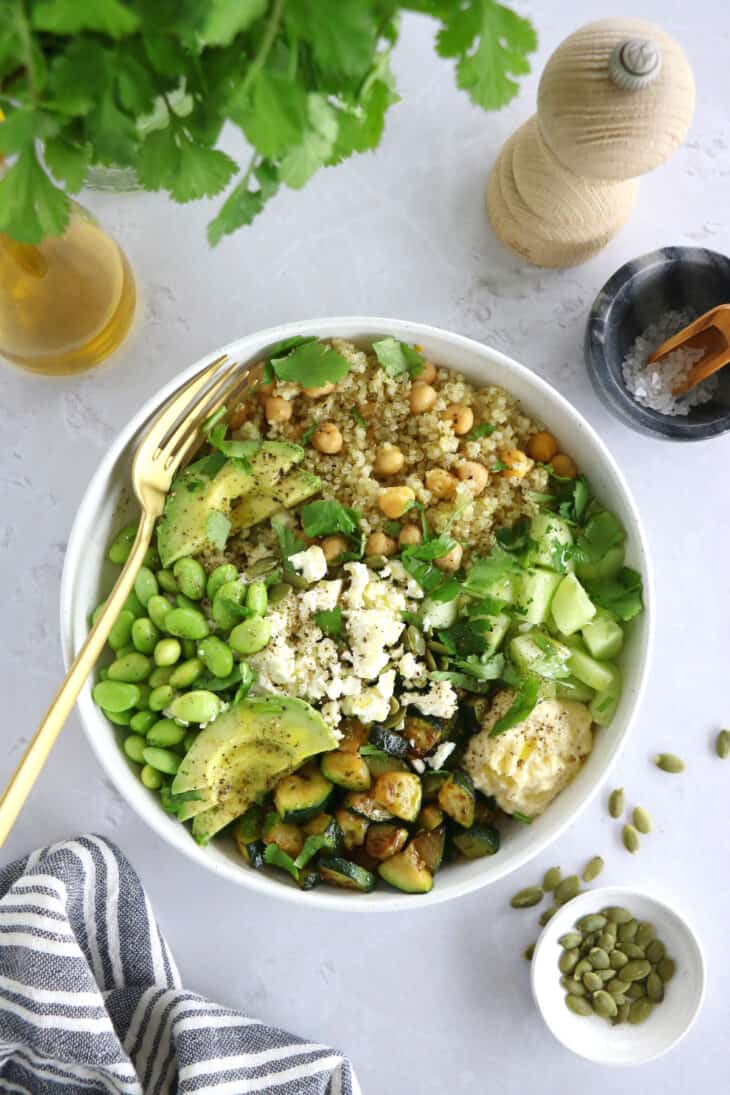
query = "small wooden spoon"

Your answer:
(647, 304), (730, 394)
